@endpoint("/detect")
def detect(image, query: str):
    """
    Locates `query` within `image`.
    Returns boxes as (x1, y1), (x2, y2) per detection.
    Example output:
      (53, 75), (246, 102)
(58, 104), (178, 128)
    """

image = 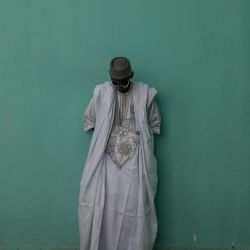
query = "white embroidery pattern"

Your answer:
(105, 125), (140, 169)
